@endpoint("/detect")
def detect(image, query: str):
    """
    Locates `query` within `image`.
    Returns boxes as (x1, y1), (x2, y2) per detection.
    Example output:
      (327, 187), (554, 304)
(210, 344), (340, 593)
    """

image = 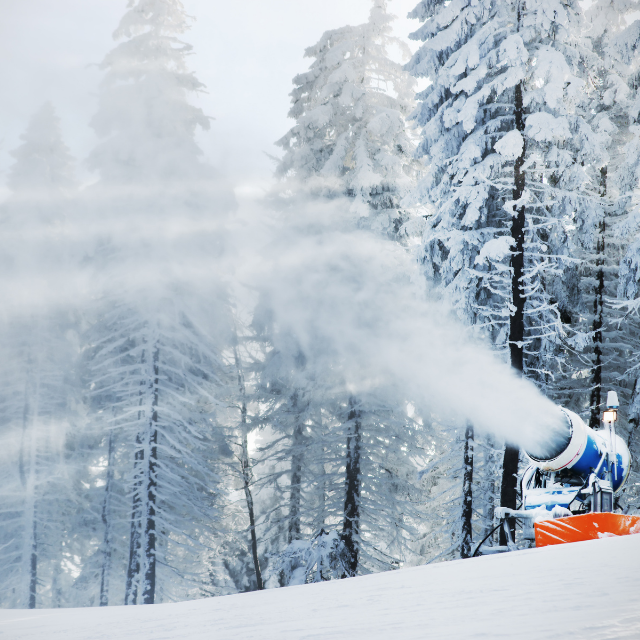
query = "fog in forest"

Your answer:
(0, 175), (565, 455)
(6, 0), (635, 610)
